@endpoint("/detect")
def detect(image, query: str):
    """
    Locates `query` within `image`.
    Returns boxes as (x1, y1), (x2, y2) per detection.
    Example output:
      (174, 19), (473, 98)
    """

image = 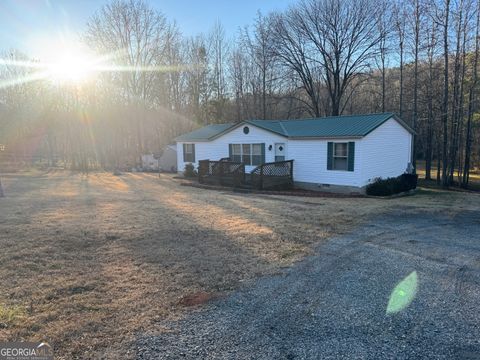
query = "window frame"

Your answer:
(251, 144), (263, 166)
(242, 144), (251, 165)
(231, 144), (242, 163)
(332, 142), (349, 171)
(230, 143), (263, 166)
(183, 143), (195, 163)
